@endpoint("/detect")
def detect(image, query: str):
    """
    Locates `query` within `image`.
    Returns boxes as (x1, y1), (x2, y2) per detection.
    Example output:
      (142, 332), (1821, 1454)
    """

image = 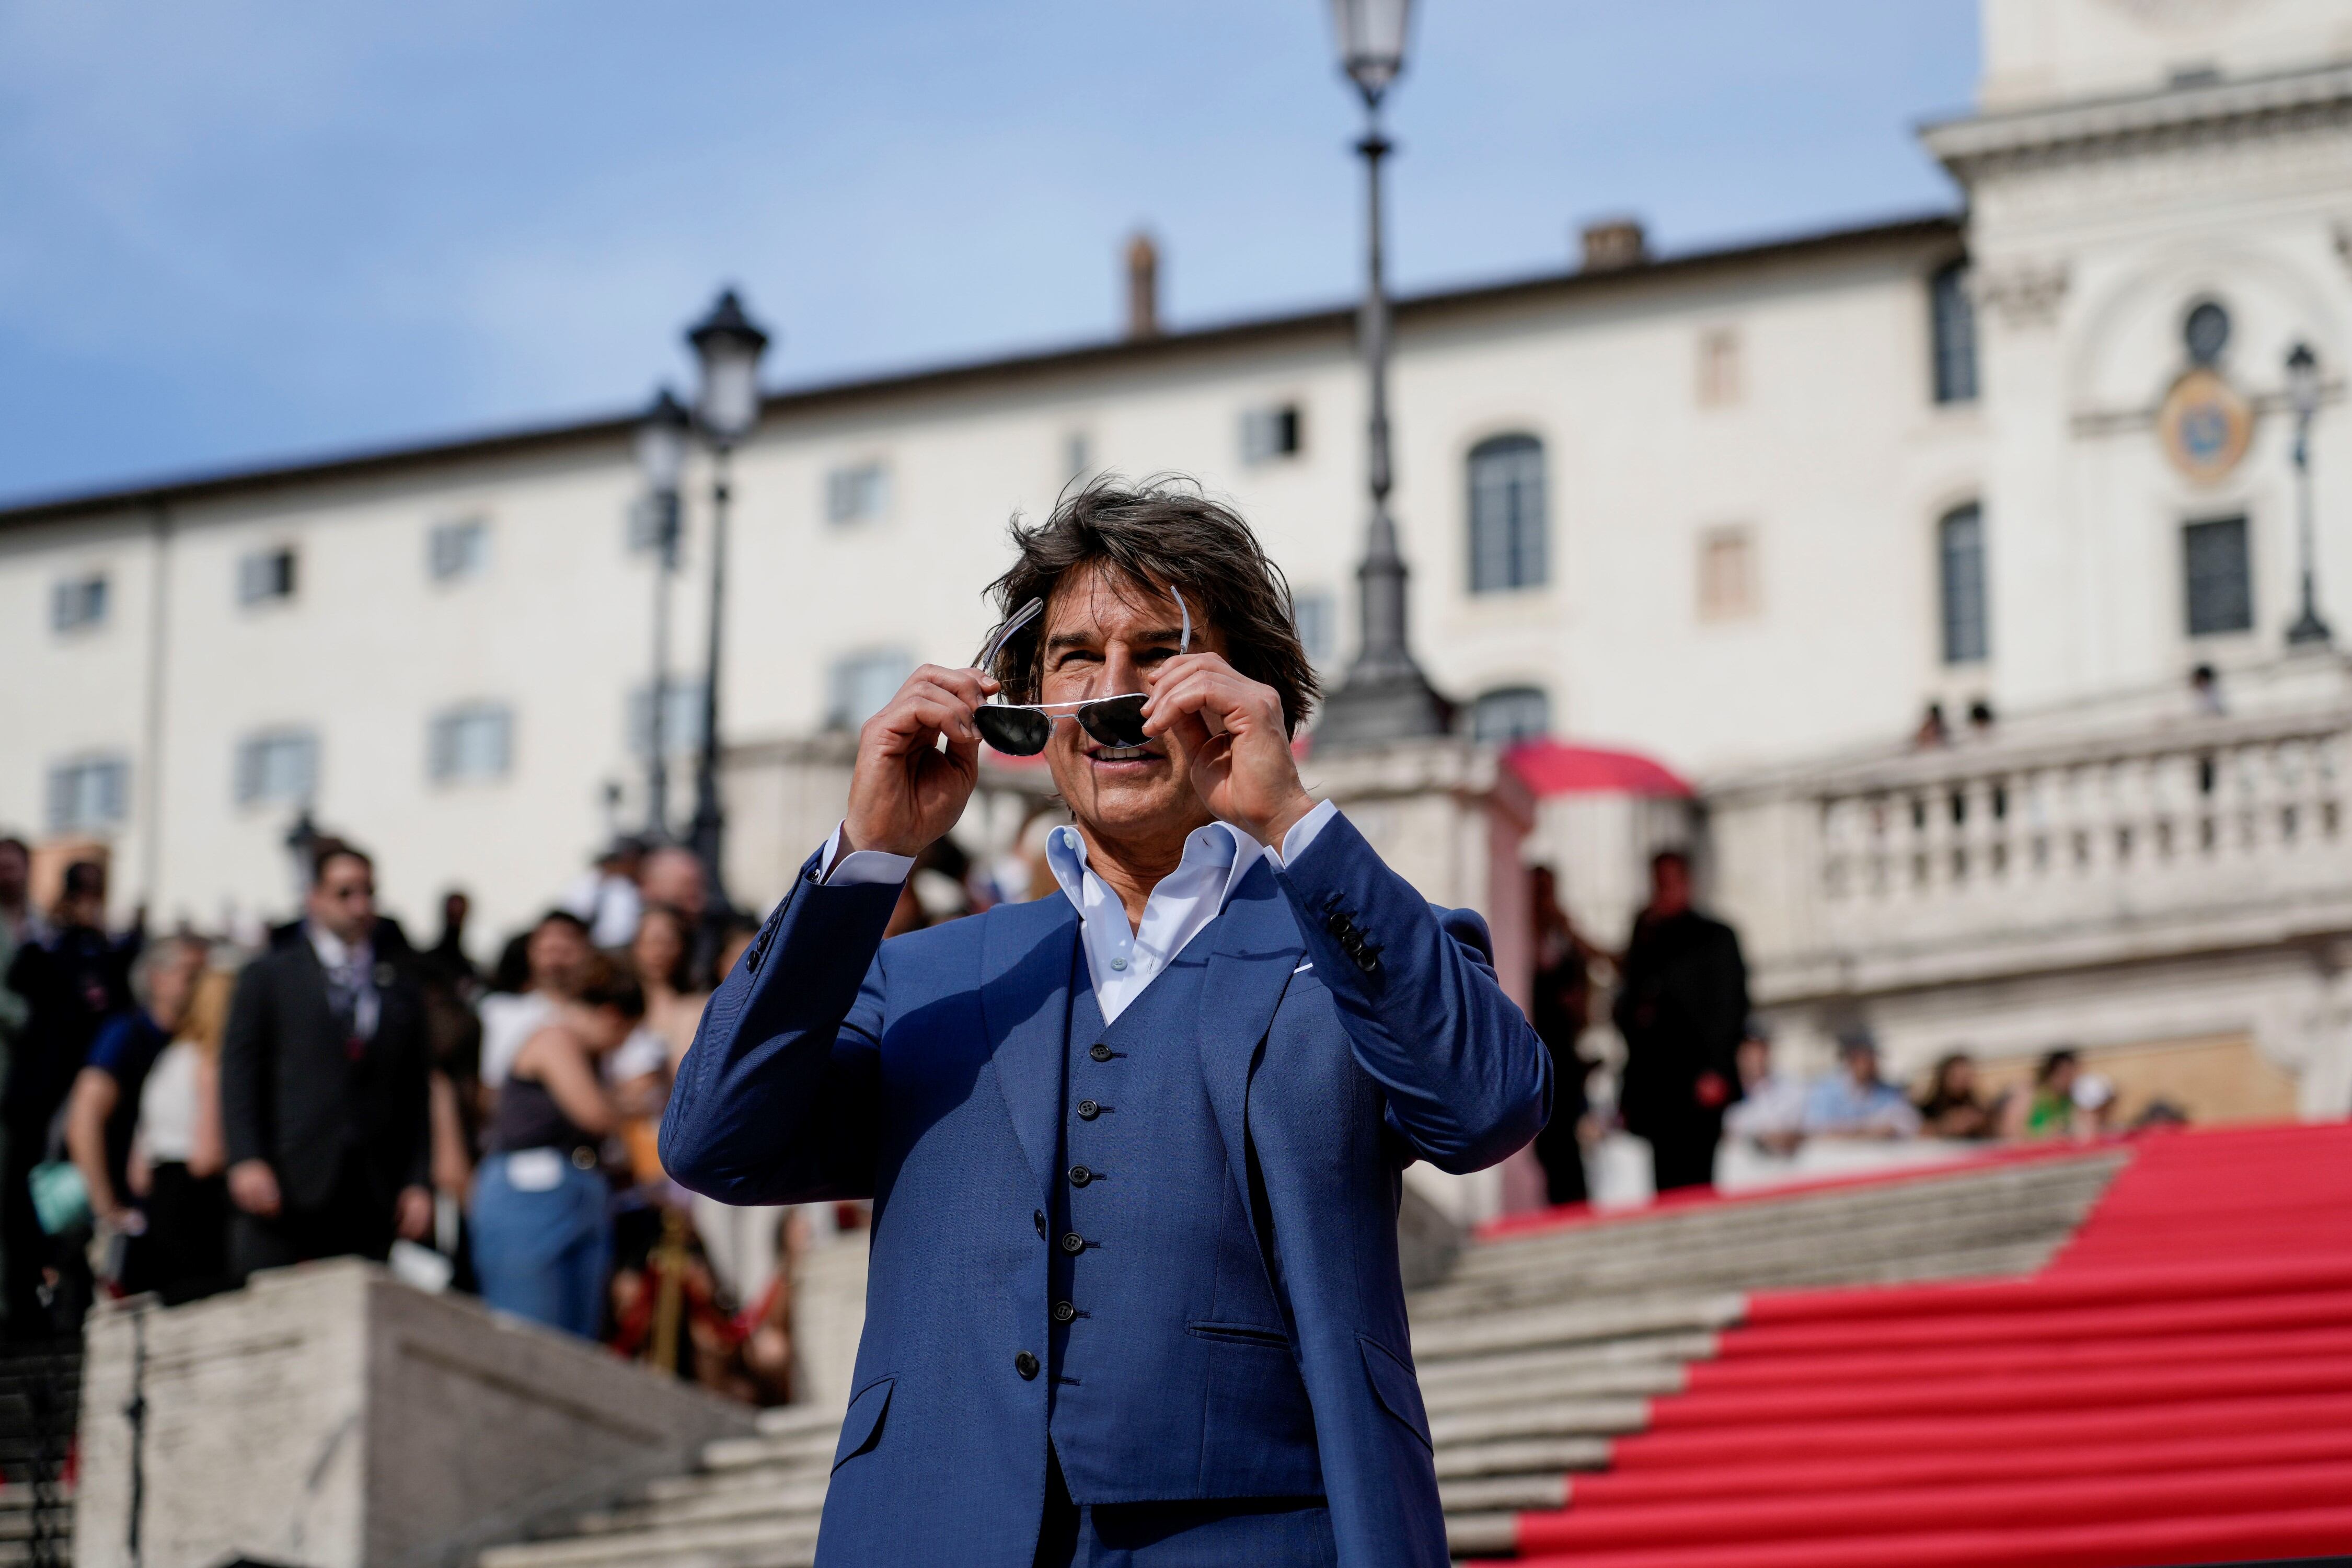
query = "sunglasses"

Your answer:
(971, 585), (1191, 757)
